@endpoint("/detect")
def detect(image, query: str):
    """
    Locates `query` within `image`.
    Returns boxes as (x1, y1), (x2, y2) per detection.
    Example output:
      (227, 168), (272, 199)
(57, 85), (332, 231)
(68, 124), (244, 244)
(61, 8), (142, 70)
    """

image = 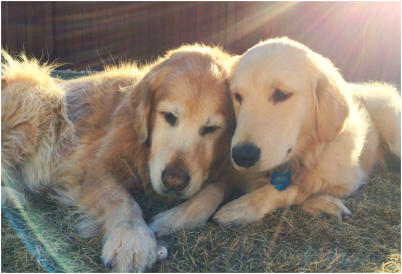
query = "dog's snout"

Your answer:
(232, 143), (261, 168)
(161, 165), (190, 193)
